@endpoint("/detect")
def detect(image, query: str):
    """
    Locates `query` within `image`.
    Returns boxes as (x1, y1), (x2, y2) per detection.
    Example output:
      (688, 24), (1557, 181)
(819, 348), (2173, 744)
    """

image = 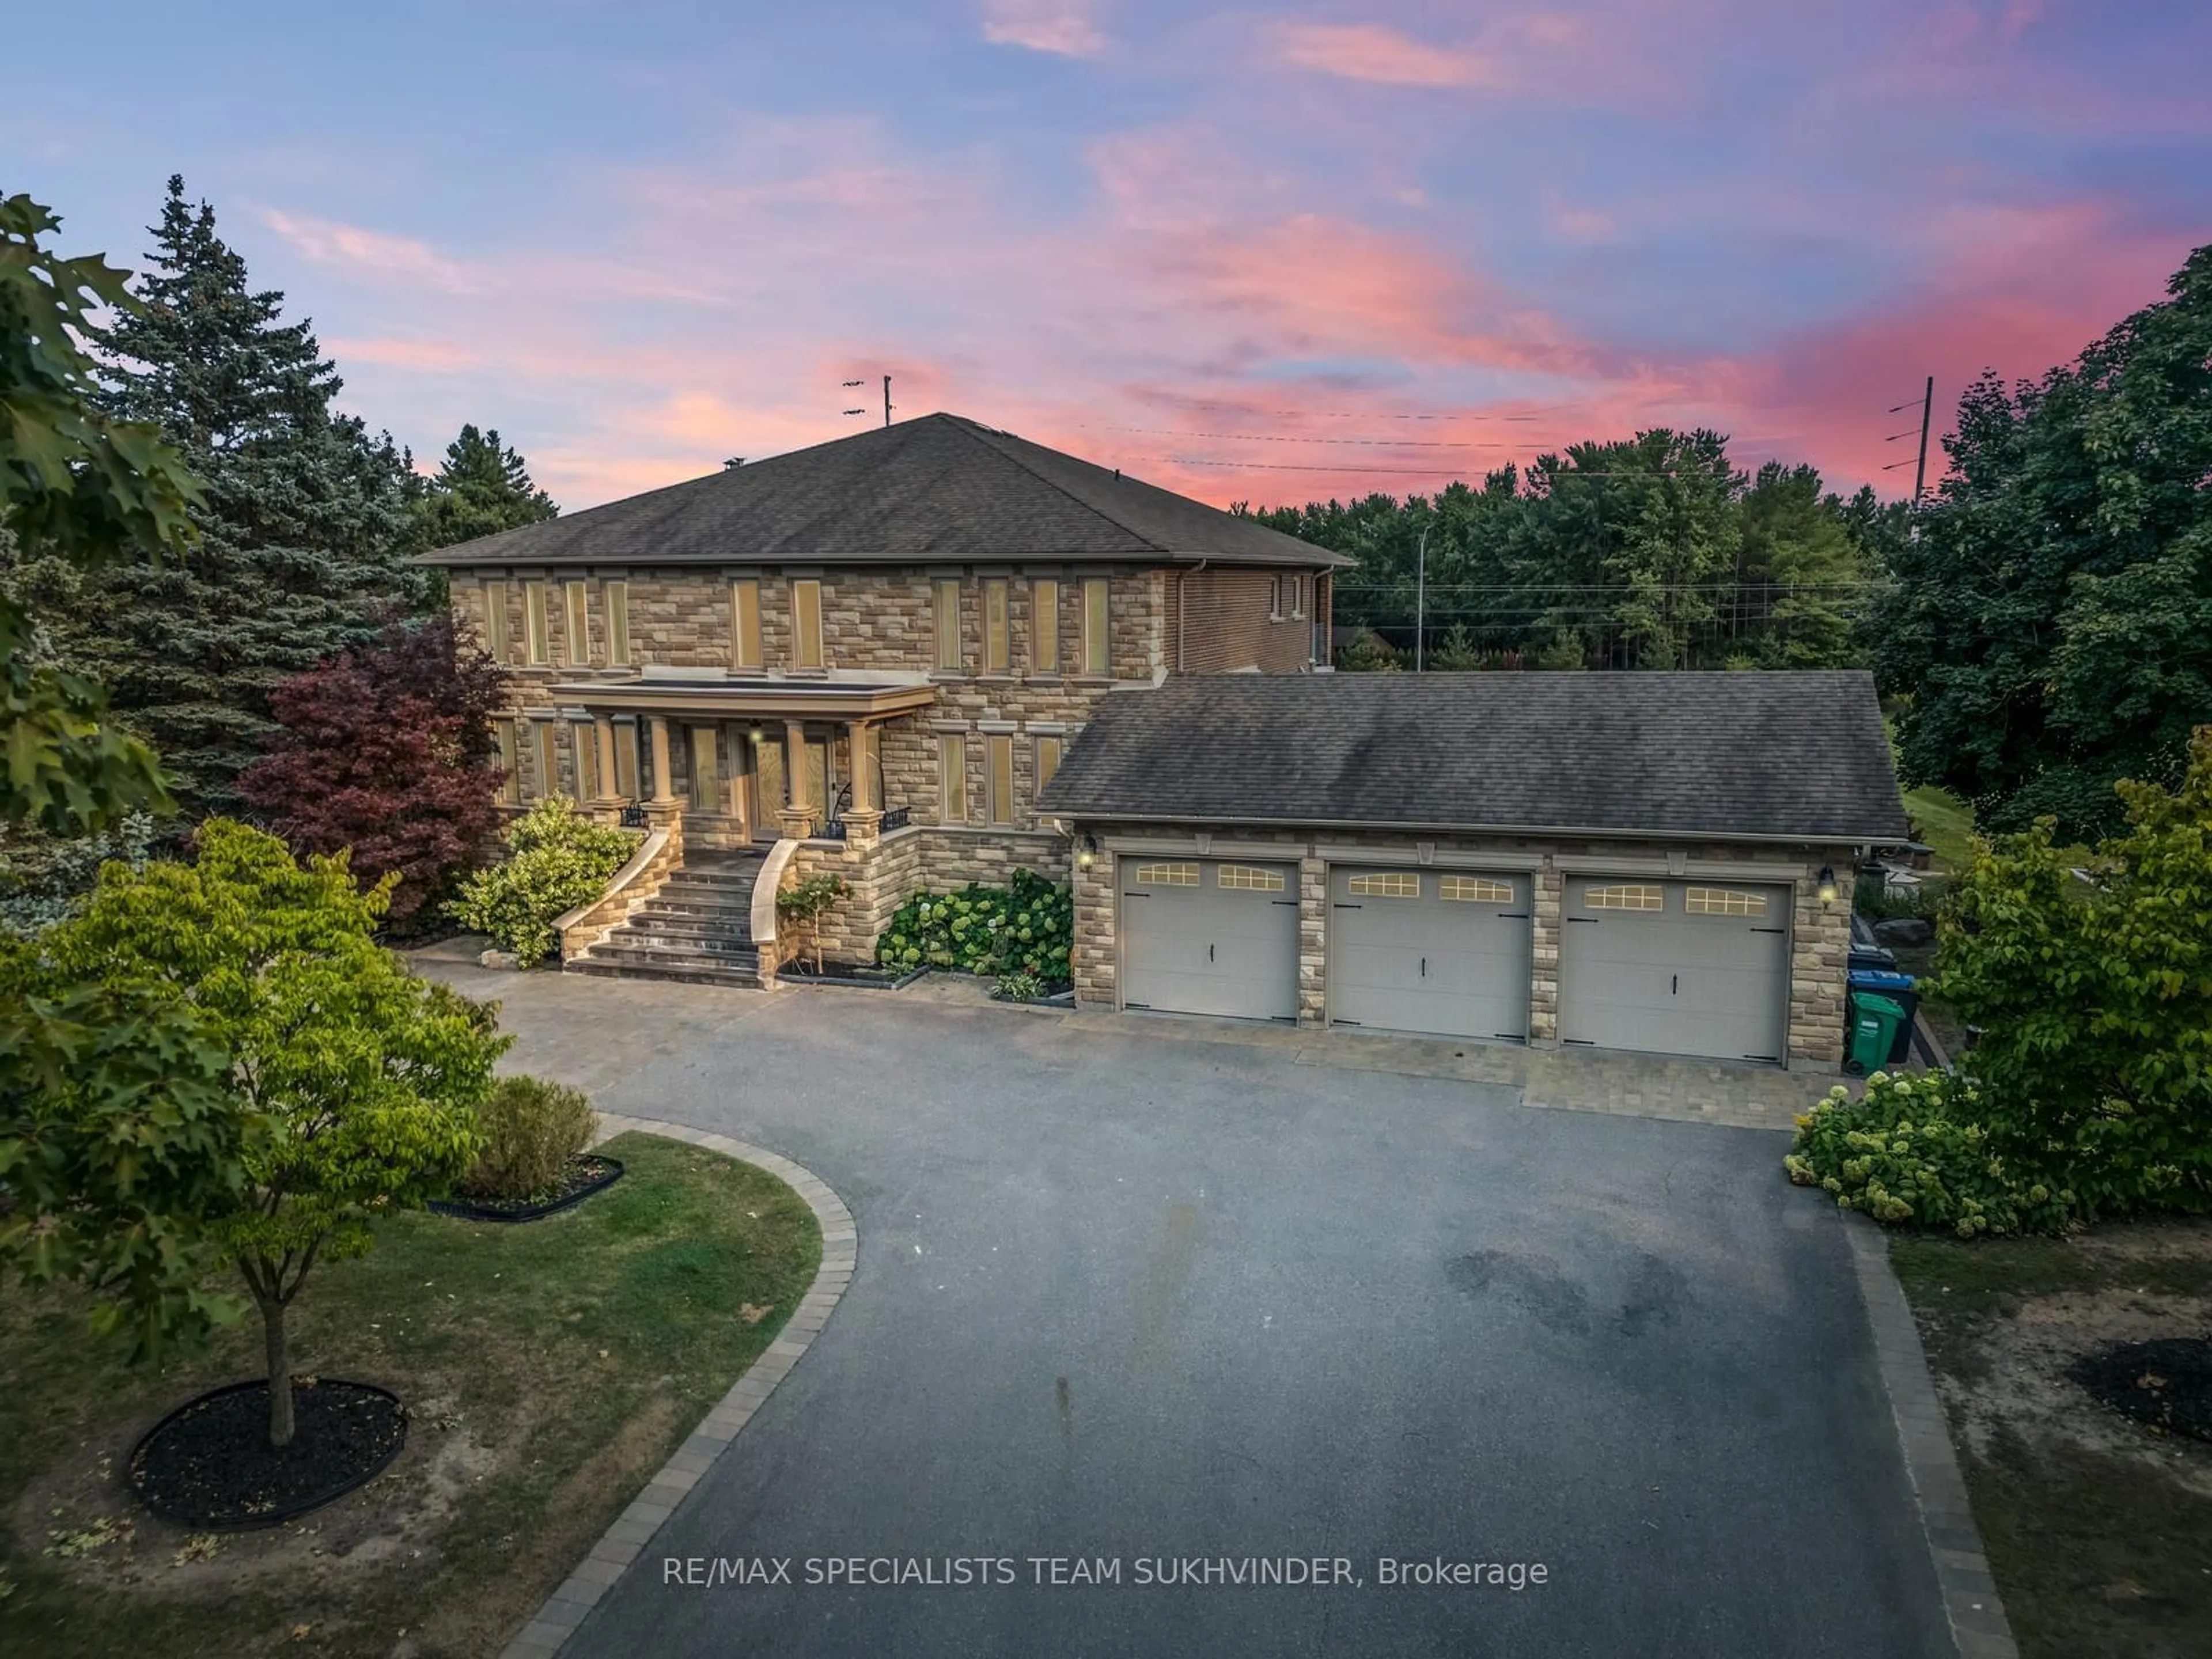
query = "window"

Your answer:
(1349, 871), (1419, 898)
(983, 578), (1009, 673)
(1290, 574), (1305, 619)
(1032, 578), (1060, 672)
(605, 581), (630, 666)
(482, 580), (509, 660)
(1268, 575), (1283, 620)
(495, 718), (520, 804)
(1035, 734), (1062, 791)
(614, 721), (639, 800)
(792, 578), (824, 669)
(571, 719), (600, 801)
(1686, 887), (1768, 916)
(933, 578), (962, 671)
(1586, 883), (1664, 912)
(524, 581), (550, 665)
(938, 734), (967, 822)
(1217, 864), (1285, 892)
(1441, 874), (1514, 904)
(564, 580), (590, 665)
(690, 725), (722, 812)
(534, 721), (561, 798)
(1134, 862), (1198, 887)
(1081, 578), (1109, 676)
(986, 733), (1015, 824)
(731, 579), (762, 669)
